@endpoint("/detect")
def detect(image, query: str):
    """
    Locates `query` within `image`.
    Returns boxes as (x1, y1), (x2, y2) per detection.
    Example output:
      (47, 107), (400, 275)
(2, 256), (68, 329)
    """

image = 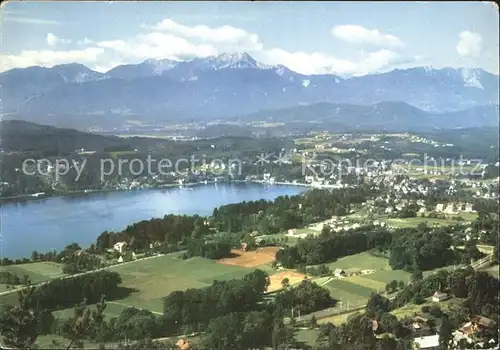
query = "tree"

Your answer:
(365, 294), (391, 318)
(202, 313), (243, 350)
(310, 315), (318, 328)
(0, 284), (38, 349)
(411, 269), (423, 282)
(59, 296), (107, 349)
(439, 315), (453, 350)
(398, 280), (405, 290)
(243, 269), (270, 294)
(31, 250), (39, 262)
